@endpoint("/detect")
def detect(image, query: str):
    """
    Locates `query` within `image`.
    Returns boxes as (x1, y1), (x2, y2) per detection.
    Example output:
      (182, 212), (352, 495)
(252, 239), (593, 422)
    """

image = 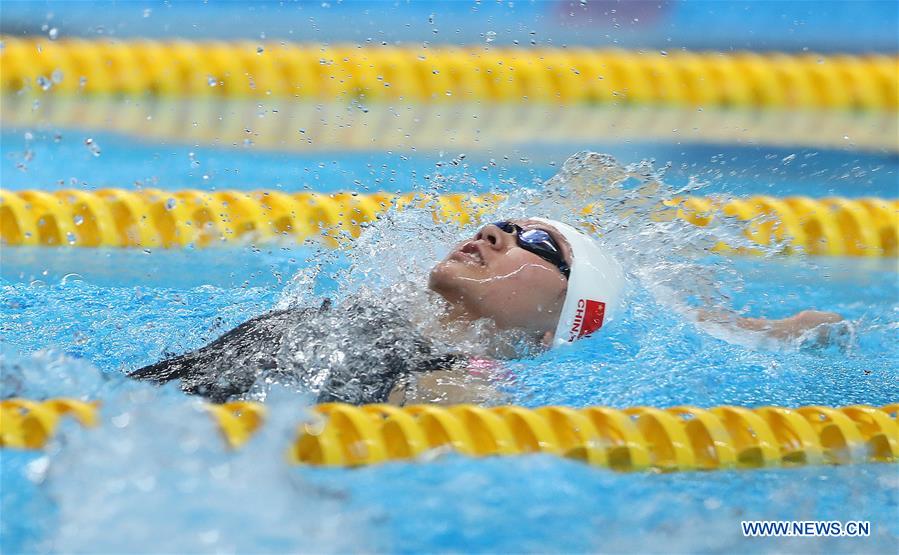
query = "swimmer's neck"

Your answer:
(426, 294), (481, 343)
(438, 300), (479, 327)
(400, 290), (490, 352)
(423, 293), (546, 358)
